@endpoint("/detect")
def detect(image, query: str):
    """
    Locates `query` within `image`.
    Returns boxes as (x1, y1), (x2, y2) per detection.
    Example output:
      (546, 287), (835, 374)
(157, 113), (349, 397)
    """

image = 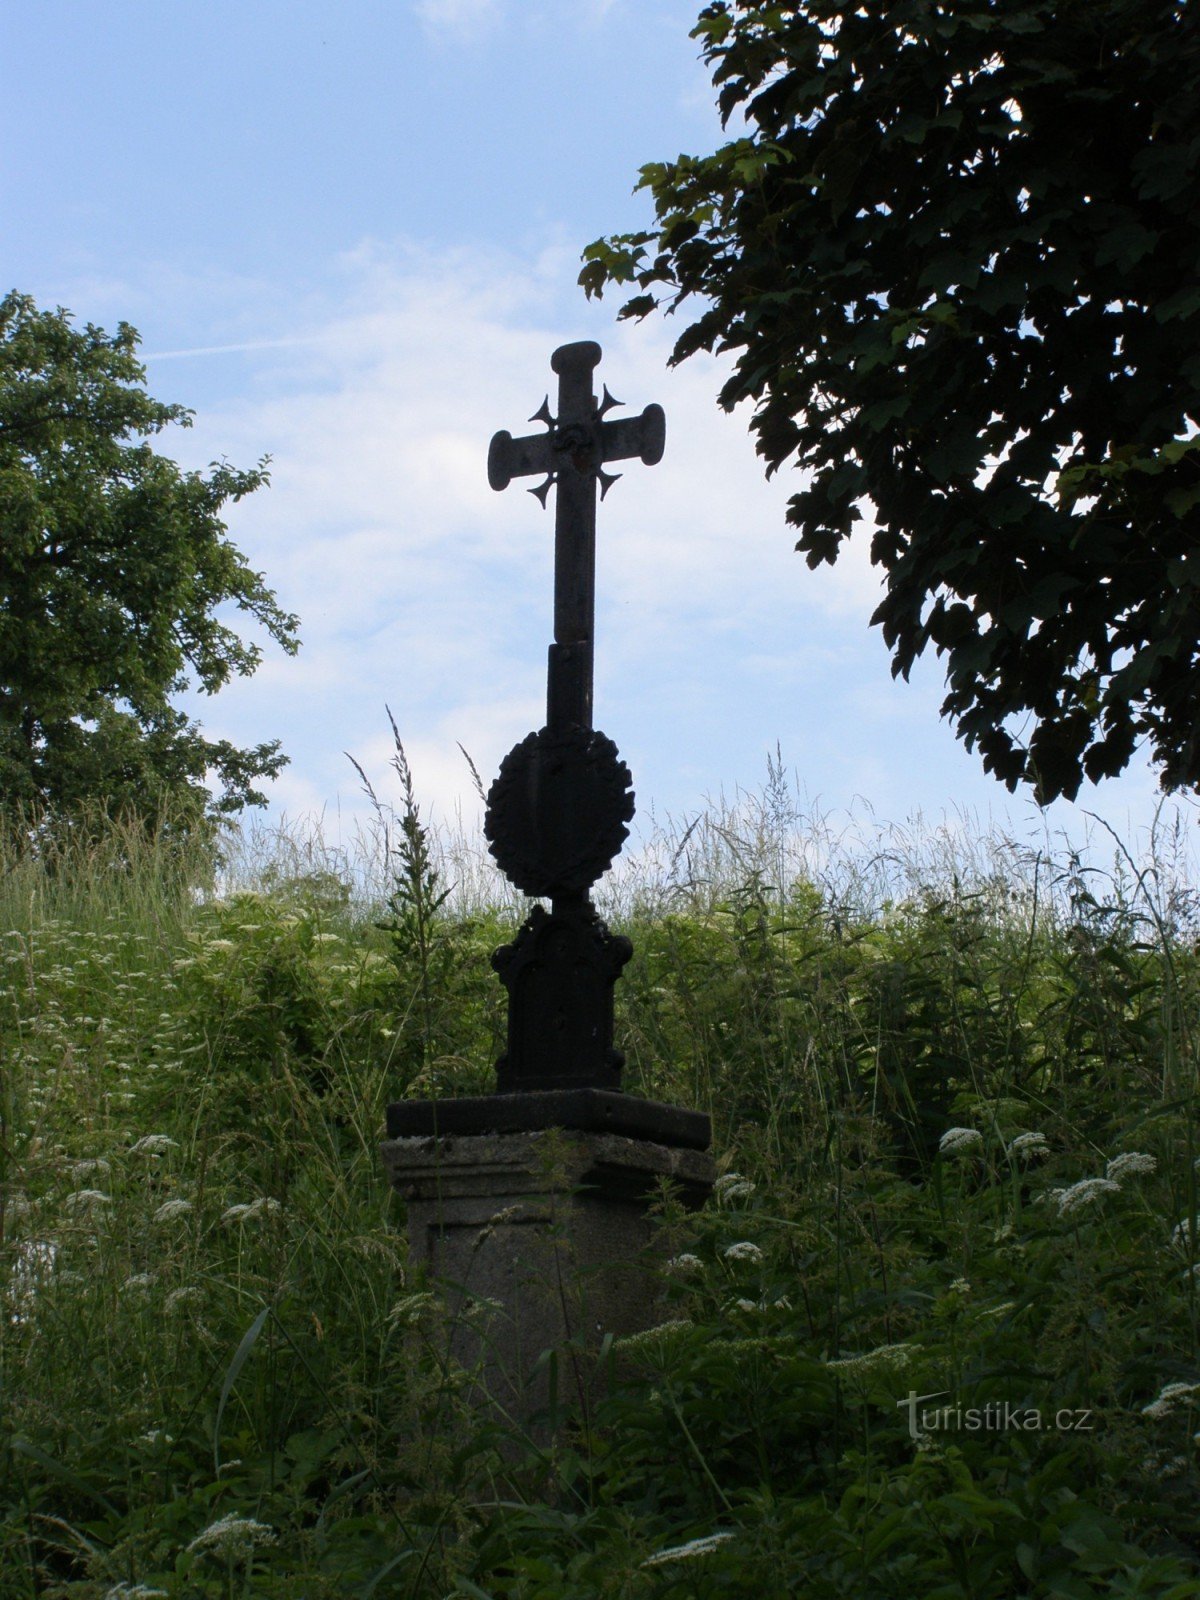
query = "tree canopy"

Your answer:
(582, 0), (1200, 803)
(0, 291), (299, 832)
